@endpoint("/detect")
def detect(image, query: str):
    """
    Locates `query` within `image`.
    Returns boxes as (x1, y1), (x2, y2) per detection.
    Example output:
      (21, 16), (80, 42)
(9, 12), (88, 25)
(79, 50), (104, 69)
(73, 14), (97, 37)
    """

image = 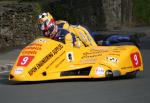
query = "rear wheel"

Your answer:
(125, 70), (142, 78)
